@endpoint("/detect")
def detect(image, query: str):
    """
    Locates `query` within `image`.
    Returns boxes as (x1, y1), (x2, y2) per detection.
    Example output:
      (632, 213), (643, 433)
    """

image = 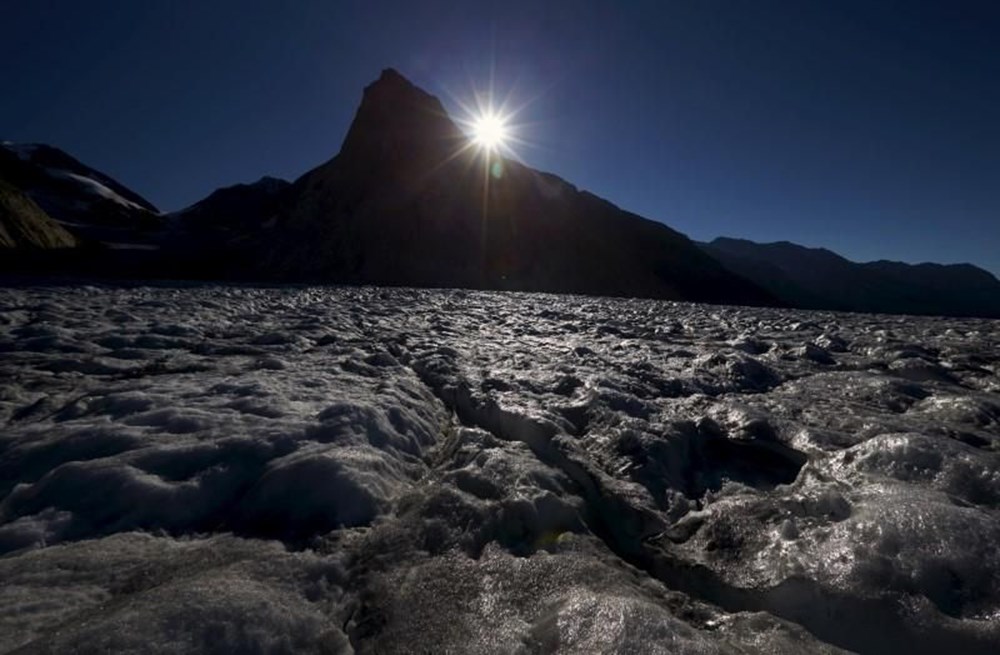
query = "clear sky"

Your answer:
(3, 1), (998, 274)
